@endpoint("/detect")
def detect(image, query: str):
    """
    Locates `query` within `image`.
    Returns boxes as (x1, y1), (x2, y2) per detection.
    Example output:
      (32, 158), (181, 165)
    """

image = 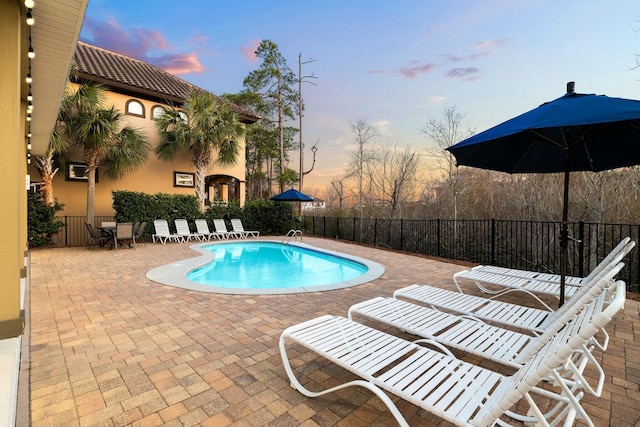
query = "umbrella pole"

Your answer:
(559, 165), (570, 307)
